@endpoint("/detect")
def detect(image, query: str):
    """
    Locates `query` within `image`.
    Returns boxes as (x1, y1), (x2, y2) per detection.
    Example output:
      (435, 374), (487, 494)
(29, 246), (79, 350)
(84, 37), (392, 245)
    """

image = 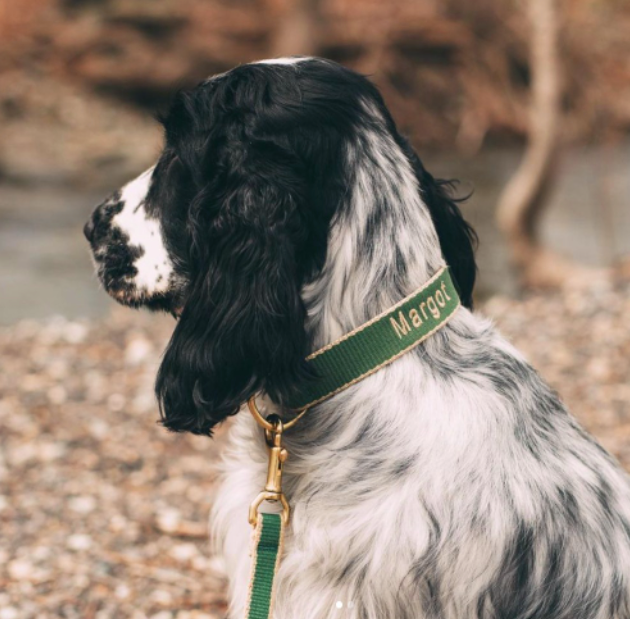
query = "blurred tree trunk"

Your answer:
(270, 0), (322, 58)
(496, 0), (577, 288)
